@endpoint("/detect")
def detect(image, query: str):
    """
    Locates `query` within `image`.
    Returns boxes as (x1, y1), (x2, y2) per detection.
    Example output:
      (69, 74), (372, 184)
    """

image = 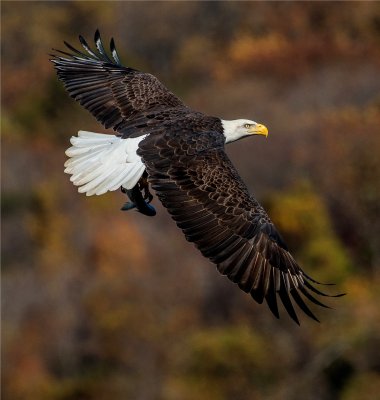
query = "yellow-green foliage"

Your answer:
(267, 182), (351, 282)
(176, 326), (284, 399)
